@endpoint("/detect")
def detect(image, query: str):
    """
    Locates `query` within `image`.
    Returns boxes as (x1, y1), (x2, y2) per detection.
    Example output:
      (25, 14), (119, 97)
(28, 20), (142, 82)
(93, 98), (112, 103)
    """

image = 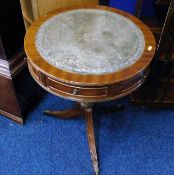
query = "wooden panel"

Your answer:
(47, 77), (107, 97)
(9, 50), (26, 77)
(20, 0), (34, 29)
(120, 71), (146, 93)
(0, 49), (26, 78)
(28, 57), (149, 102)
(0, 37), (6, 60)
(131, 1), (174, 107)
(0, 0), (43, 124)
(28, 61), (40, 80)
(0, 74), (22, 123)
(31, 0), (99, 20)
